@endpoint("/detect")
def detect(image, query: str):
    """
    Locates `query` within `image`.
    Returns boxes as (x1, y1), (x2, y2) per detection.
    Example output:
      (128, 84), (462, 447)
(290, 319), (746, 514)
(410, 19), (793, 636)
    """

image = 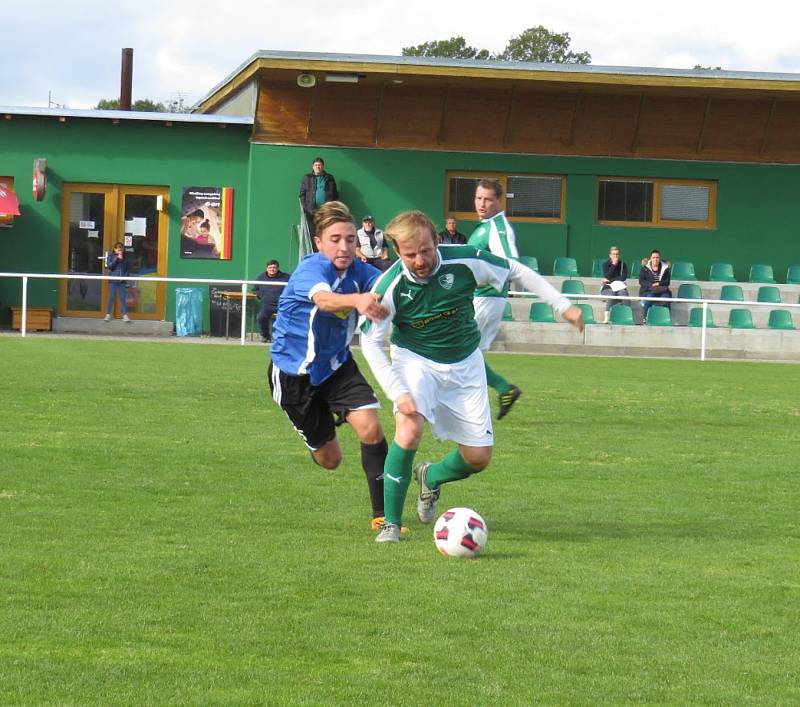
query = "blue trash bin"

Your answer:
(175, 287), (203, 337)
